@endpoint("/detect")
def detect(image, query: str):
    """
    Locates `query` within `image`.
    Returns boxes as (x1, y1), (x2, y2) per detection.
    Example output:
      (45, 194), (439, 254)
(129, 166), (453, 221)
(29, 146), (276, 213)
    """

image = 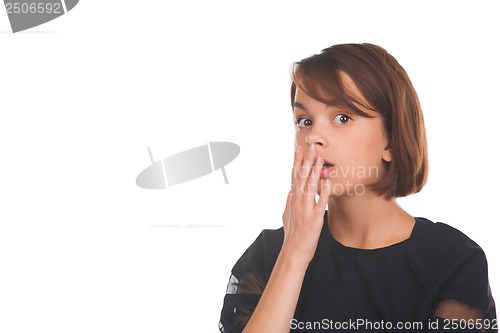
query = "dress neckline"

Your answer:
(320, 210), (421, 256)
